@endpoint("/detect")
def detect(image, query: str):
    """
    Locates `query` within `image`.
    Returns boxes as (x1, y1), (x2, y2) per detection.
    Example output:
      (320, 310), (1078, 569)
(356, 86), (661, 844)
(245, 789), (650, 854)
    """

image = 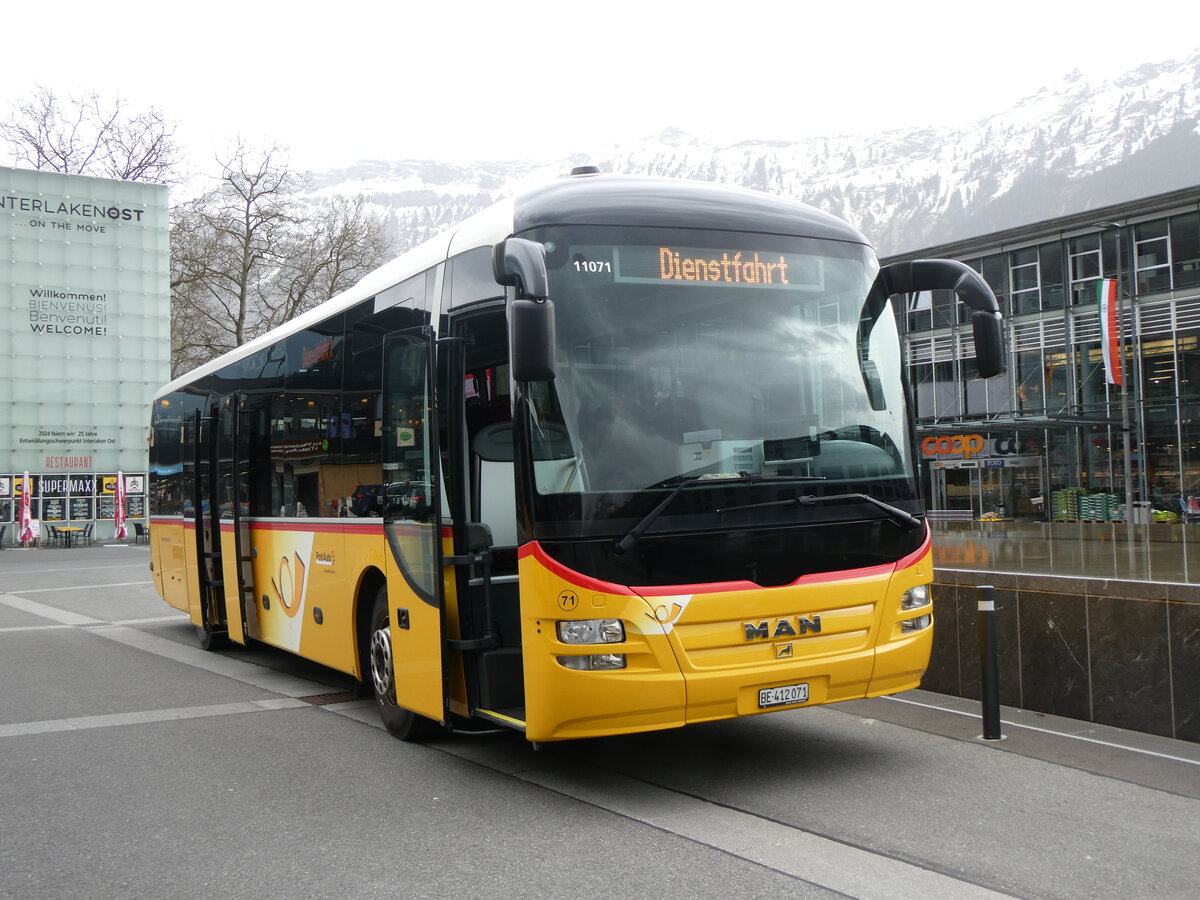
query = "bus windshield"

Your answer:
(521, 225), (919, 539)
